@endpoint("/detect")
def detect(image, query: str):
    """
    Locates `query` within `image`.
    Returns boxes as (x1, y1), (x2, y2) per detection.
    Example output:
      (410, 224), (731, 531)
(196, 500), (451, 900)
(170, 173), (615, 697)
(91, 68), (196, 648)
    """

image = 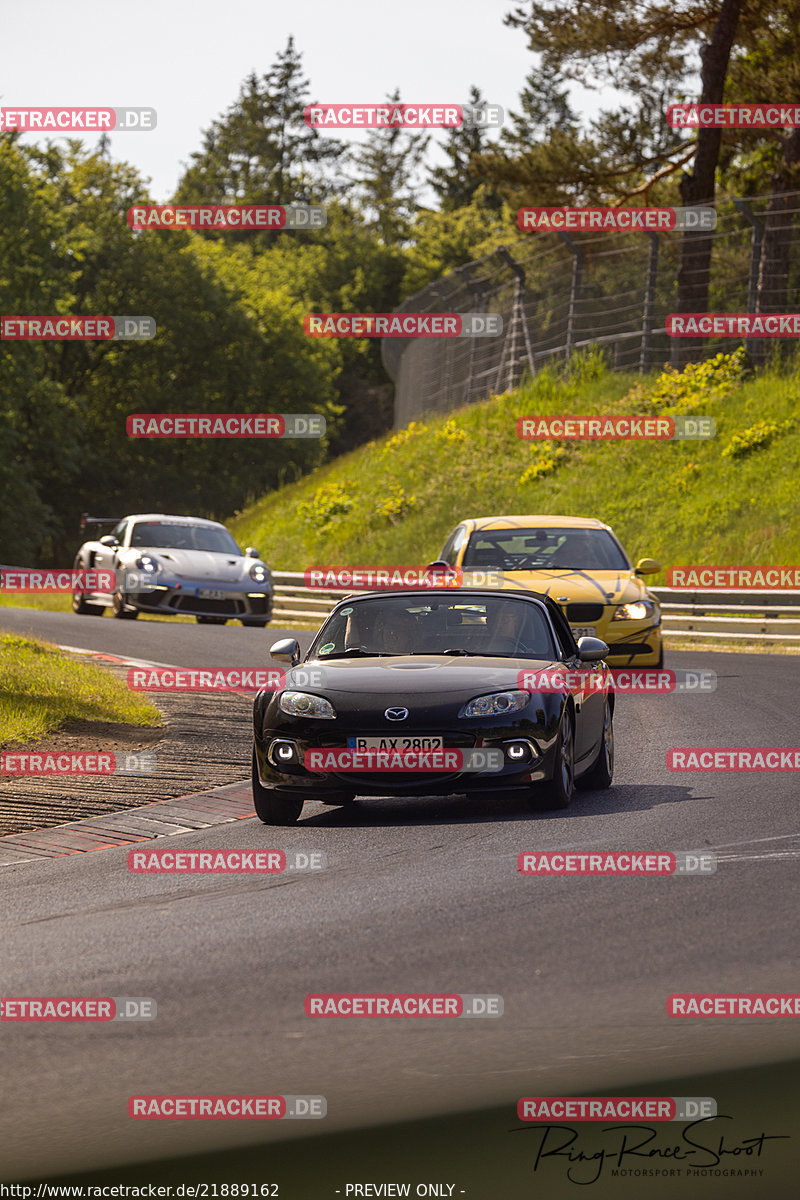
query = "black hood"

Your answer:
(287, 655), (557, 700)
